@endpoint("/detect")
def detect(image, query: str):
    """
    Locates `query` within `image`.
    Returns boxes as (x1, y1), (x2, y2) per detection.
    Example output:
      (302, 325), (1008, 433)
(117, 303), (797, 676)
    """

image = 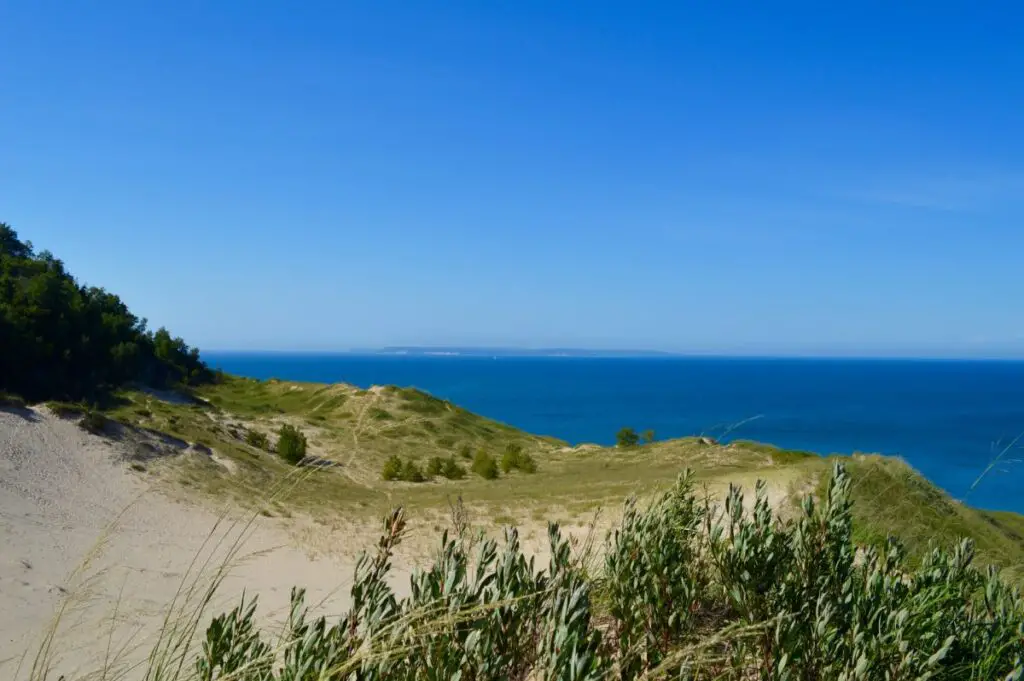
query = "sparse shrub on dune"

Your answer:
(472, 449), (500, 479)
(616, 426), (639, 448)
(244, 428), (269, 450)
(442, 456), (467, 480)
(402, 459), (425, 483)
(382, 455), (431, 482)
(276, 424), (307, 465)
(382, 455), (404, 481)
(426, 455), (467, 480)
(426, 456), (445, 477)
(500, 442), (537, 474)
